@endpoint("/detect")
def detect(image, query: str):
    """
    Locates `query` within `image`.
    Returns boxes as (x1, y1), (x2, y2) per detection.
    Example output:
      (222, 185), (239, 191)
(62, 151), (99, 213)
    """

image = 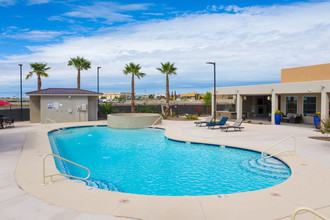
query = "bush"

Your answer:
(194, 106), (203, 116)
(247, 120), (251, 123)
(136, 104), (158, 113)
(183, 114), (198, 120)
(171, 112), (177, 117)
(161, 114), (168, 119)
(99, 103), (114, 116)
(320, 117), (330, 135)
